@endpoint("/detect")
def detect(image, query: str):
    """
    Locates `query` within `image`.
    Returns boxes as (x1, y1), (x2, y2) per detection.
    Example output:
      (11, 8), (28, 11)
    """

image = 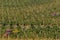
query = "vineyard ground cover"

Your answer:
(0, 0), (58, 24)
(0, 0), (60, 40)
